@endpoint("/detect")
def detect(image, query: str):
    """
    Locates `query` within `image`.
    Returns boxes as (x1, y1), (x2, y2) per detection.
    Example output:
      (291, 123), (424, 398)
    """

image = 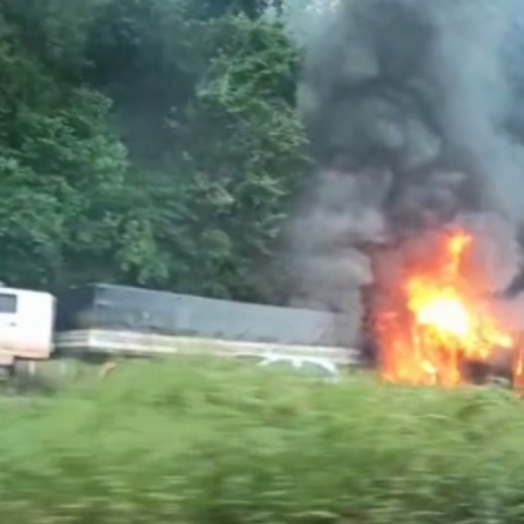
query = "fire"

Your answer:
(375, 229), (518, 387)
